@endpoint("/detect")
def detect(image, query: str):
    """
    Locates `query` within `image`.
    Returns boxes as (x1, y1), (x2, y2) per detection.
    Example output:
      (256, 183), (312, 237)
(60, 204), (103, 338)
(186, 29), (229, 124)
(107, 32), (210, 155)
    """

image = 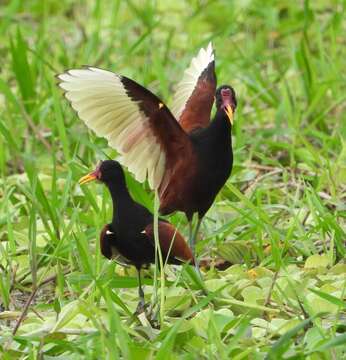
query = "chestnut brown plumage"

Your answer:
(79, 160), (194, 312)
(59, 43), (236, 266)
